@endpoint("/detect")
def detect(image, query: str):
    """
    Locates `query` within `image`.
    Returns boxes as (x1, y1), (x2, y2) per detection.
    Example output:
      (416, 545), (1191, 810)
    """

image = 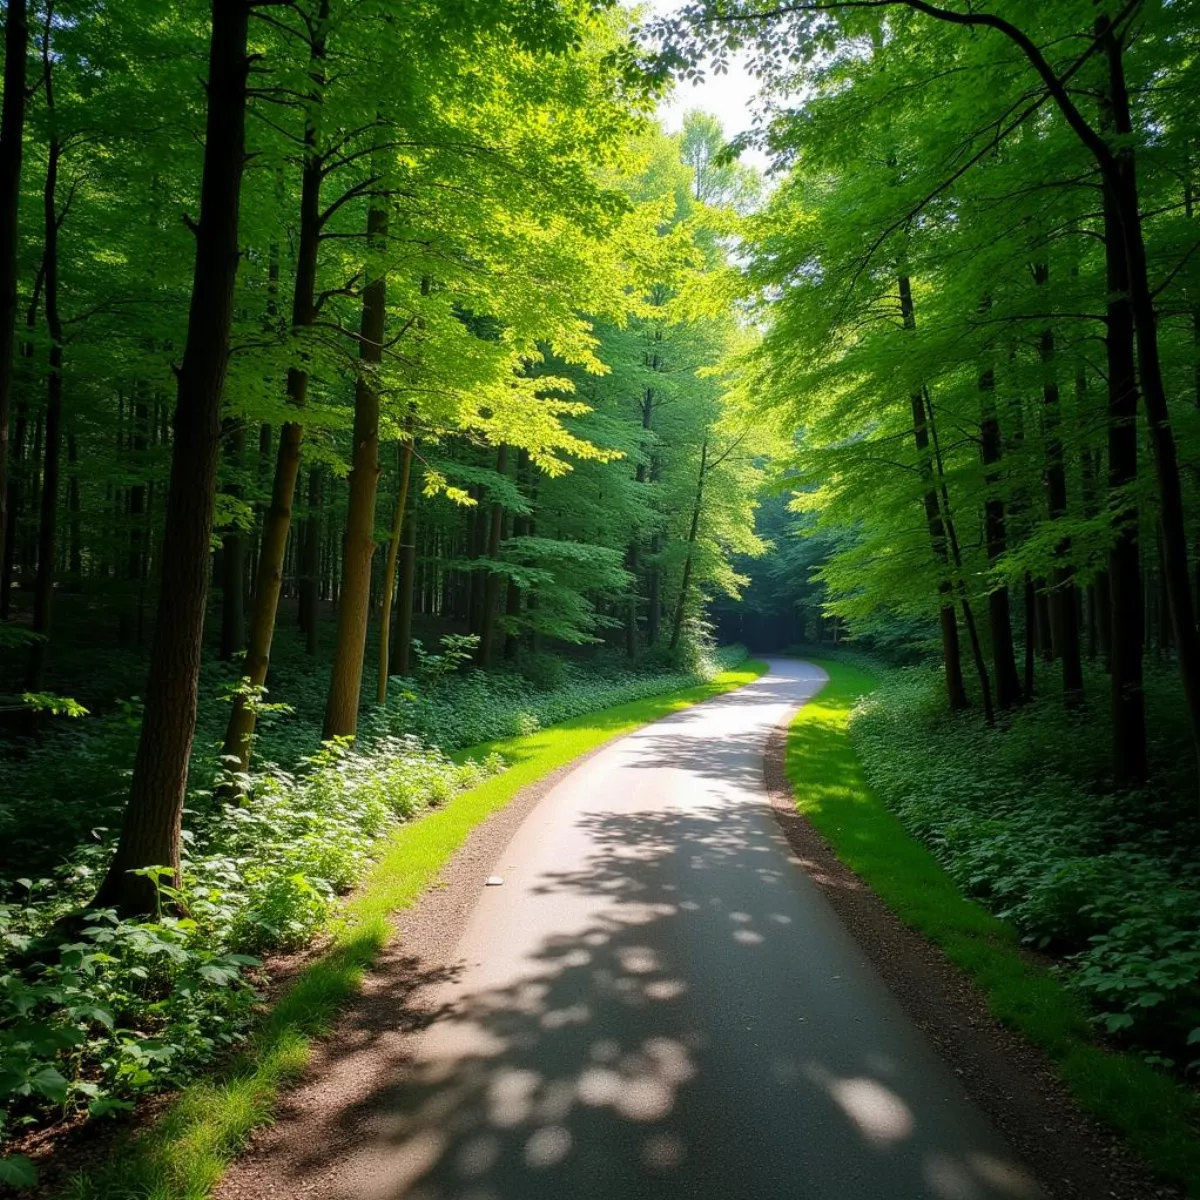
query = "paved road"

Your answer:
(341, 660), (1044, 1200)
